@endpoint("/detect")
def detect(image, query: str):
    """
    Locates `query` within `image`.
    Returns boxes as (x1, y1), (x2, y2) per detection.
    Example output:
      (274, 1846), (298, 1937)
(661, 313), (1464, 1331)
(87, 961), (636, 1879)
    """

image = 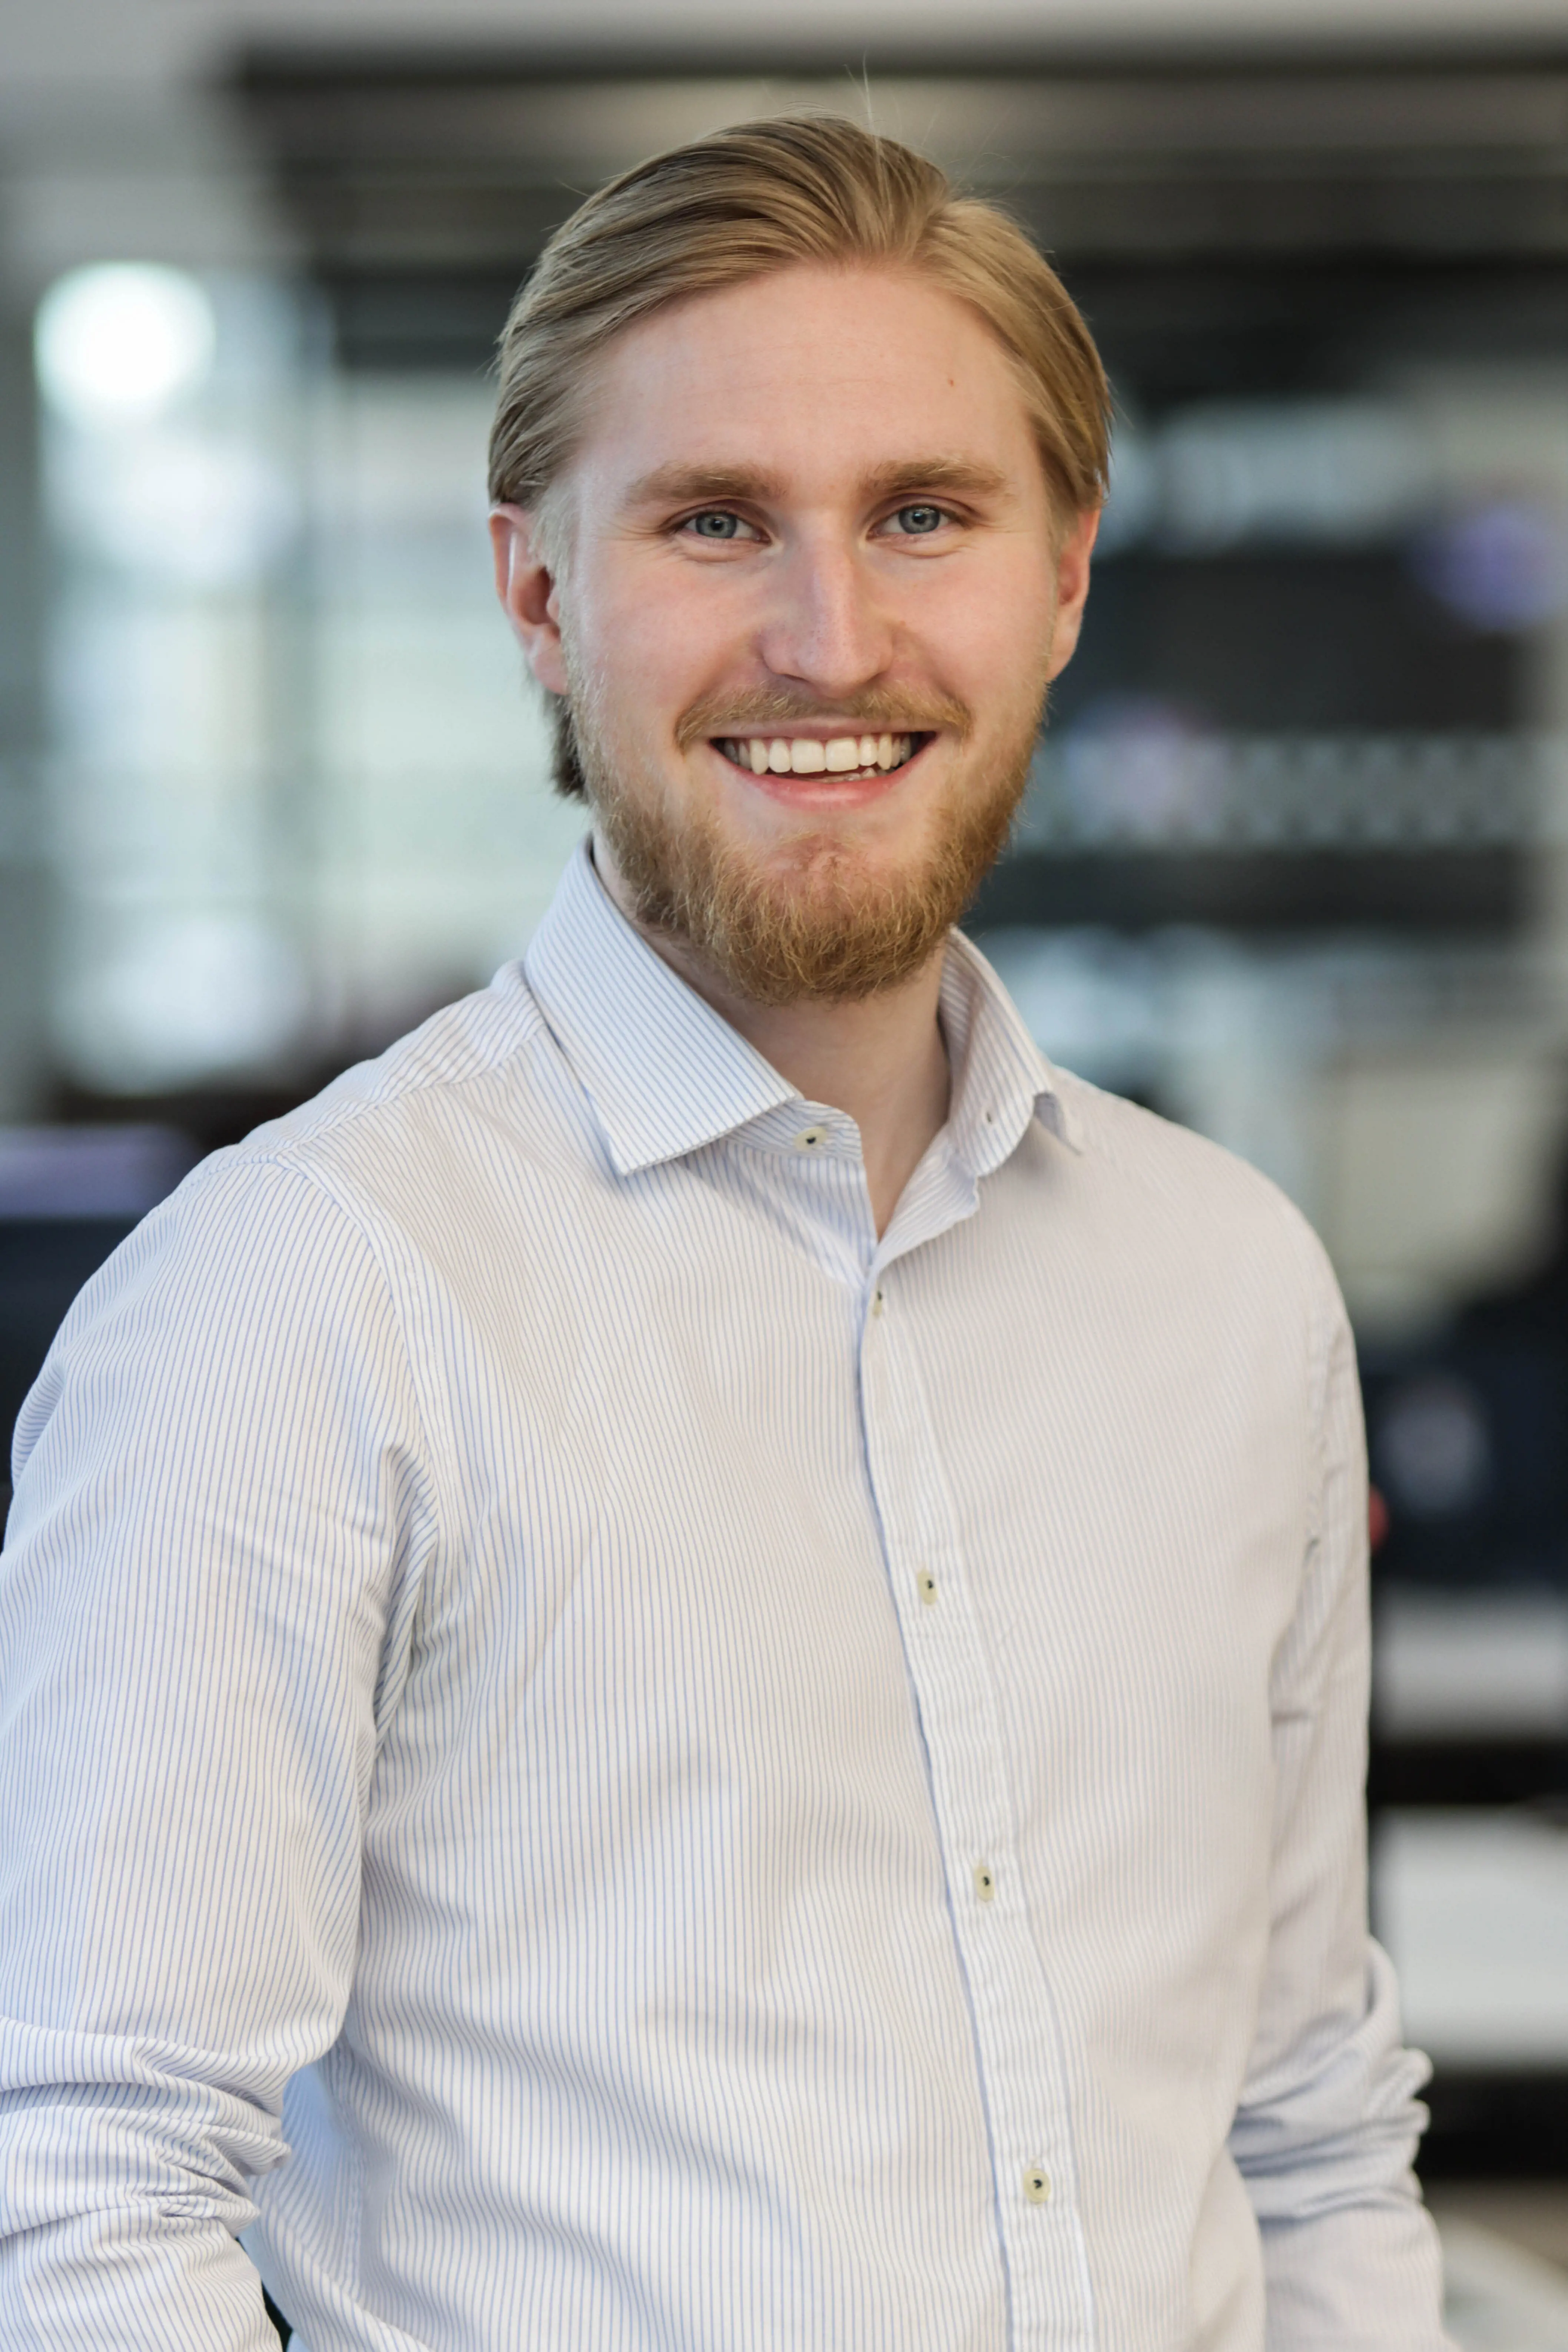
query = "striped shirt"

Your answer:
(0, 843), (1451, 2349)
